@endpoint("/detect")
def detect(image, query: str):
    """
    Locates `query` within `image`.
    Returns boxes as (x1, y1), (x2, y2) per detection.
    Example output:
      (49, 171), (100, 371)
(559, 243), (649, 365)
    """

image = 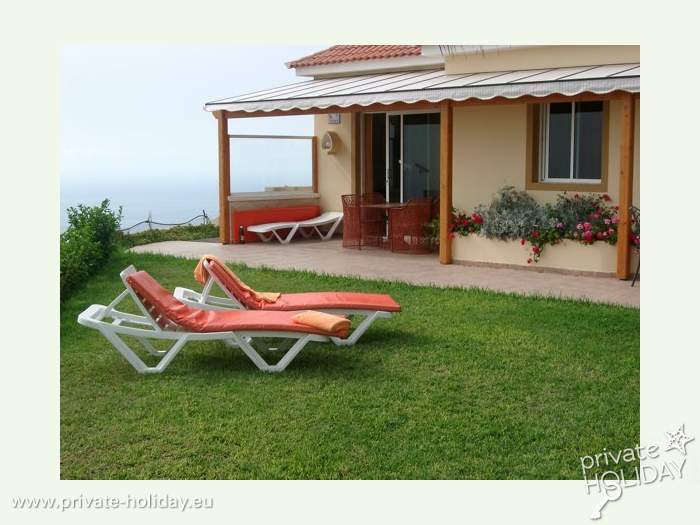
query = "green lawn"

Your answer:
(61, 251), (639, 479)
